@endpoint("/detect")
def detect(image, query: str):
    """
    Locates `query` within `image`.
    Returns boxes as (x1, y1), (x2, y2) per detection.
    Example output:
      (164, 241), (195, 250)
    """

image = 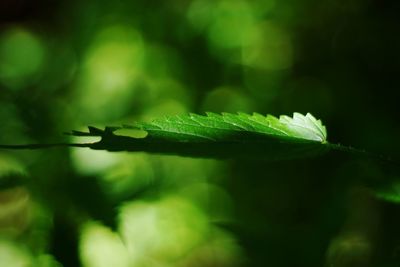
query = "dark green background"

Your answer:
(1, 0), (400, 266)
